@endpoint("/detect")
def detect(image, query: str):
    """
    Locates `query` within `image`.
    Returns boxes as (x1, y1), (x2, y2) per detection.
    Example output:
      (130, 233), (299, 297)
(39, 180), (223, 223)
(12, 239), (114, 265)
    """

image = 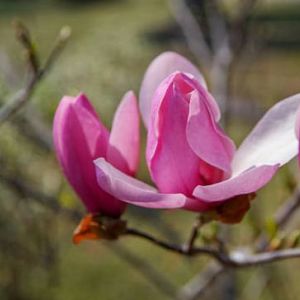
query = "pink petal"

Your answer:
(140, 51), (207, 128)
(295, 105), (300, 166)
(94, 158), (196, 209)
(53, 93), (126, 217)
(295, 105), (300, 139)
(186, 90), (235, 175)
(193, 165), (279, 202)
(146, 73), (203, 195)
(107, 91), (140, 176)
(232, 94), (300, 176)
